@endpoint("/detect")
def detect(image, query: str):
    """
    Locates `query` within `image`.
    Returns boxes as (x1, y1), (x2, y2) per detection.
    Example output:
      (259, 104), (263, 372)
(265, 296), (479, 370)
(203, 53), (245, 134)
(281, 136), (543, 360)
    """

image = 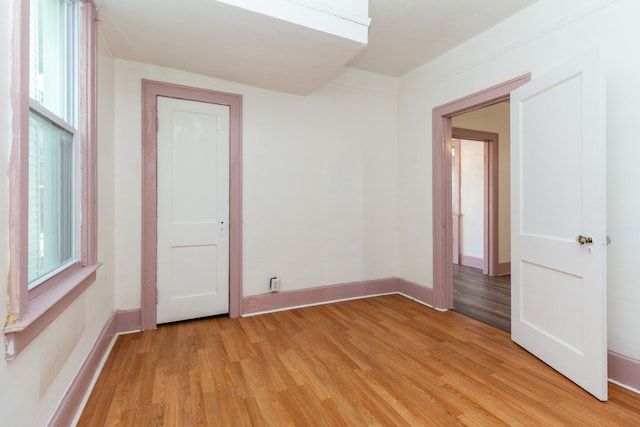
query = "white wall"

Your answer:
(0, 7), (117, 423)
(113, 60), (399, 309)
(398, 0), (640, 359)
(458, 139), (484, 260)
(453, 102), (511, 263)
